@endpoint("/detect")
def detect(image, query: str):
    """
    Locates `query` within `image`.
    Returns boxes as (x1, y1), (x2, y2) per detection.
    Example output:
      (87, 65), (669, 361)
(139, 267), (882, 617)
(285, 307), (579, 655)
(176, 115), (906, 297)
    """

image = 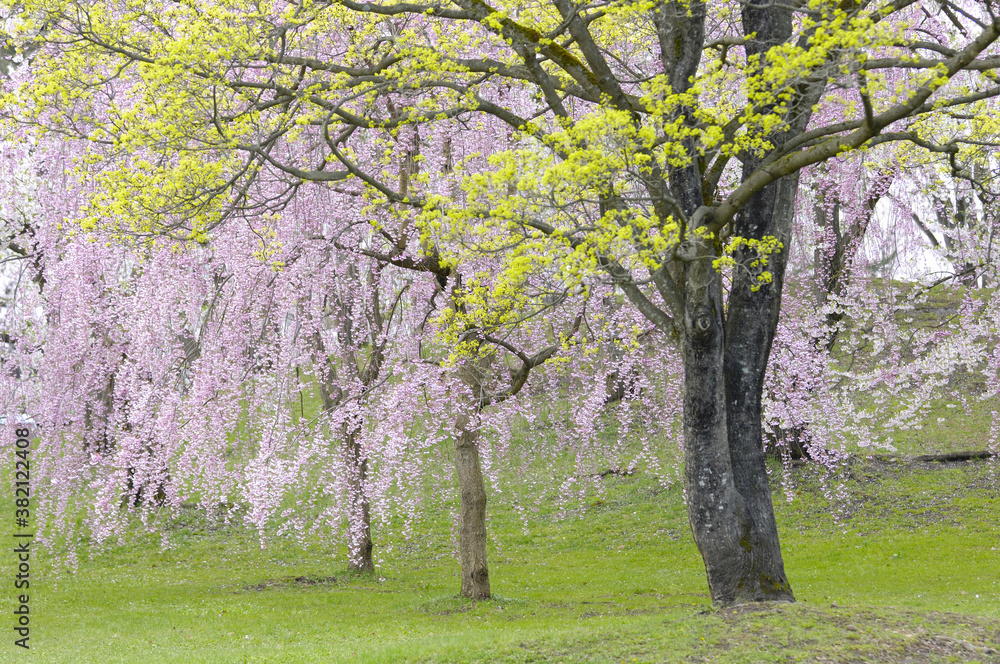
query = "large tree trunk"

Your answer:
(454, 411), (490, 599)
(680, 0), (809, 604)
(344, 426), (374, 573)
(652, 0), (782, 604)
(681, 237), (753, 604)
(668, 0), (801, 598)
(682, 217), (796, 603)
(721, 173), (799, 603)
